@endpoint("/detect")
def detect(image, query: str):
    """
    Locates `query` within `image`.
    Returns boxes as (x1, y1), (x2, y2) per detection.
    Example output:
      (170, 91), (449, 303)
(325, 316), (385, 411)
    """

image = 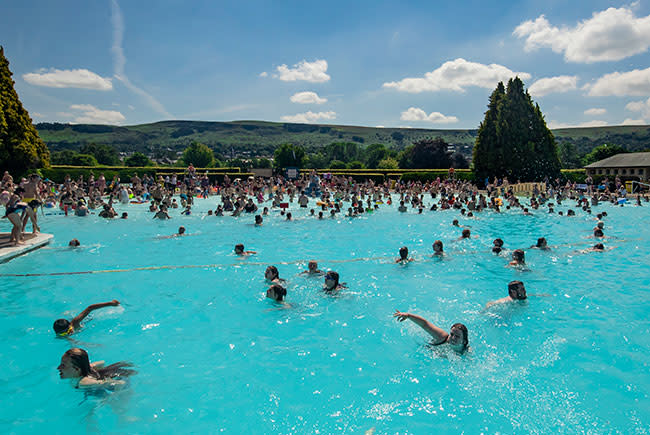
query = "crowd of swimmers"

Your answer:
(0, 168), (643, 387)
